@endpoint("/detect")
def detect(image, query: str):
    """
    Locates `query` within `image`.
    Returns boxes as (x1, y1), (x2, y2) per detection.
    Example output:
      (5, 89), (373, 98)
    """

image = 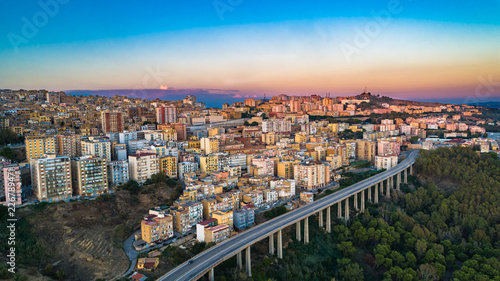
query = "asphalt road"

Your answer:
(160, 150), (419, 281)
(120, 231), (140, 278)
